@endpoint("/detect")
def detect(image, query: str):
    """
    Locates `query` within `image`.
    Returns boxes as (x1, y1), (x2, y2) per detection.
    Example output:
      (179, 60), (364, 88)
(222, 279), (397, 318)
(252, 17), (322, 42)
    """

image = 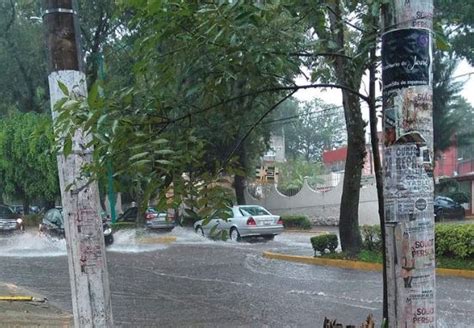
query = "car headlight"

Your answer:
(16, 218), (23, 224)
(103, 228), (112, 236)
